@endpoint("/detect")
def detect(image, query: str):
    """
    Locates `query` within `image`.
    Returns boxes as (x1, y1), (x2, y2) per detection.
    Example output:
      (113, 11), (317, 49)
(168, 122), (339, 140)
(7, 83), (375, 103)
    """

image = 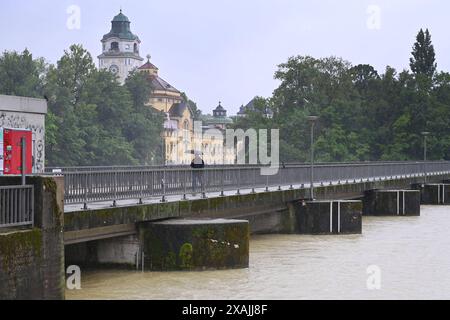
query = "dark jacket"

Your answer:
(191, 159), (205, 169)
